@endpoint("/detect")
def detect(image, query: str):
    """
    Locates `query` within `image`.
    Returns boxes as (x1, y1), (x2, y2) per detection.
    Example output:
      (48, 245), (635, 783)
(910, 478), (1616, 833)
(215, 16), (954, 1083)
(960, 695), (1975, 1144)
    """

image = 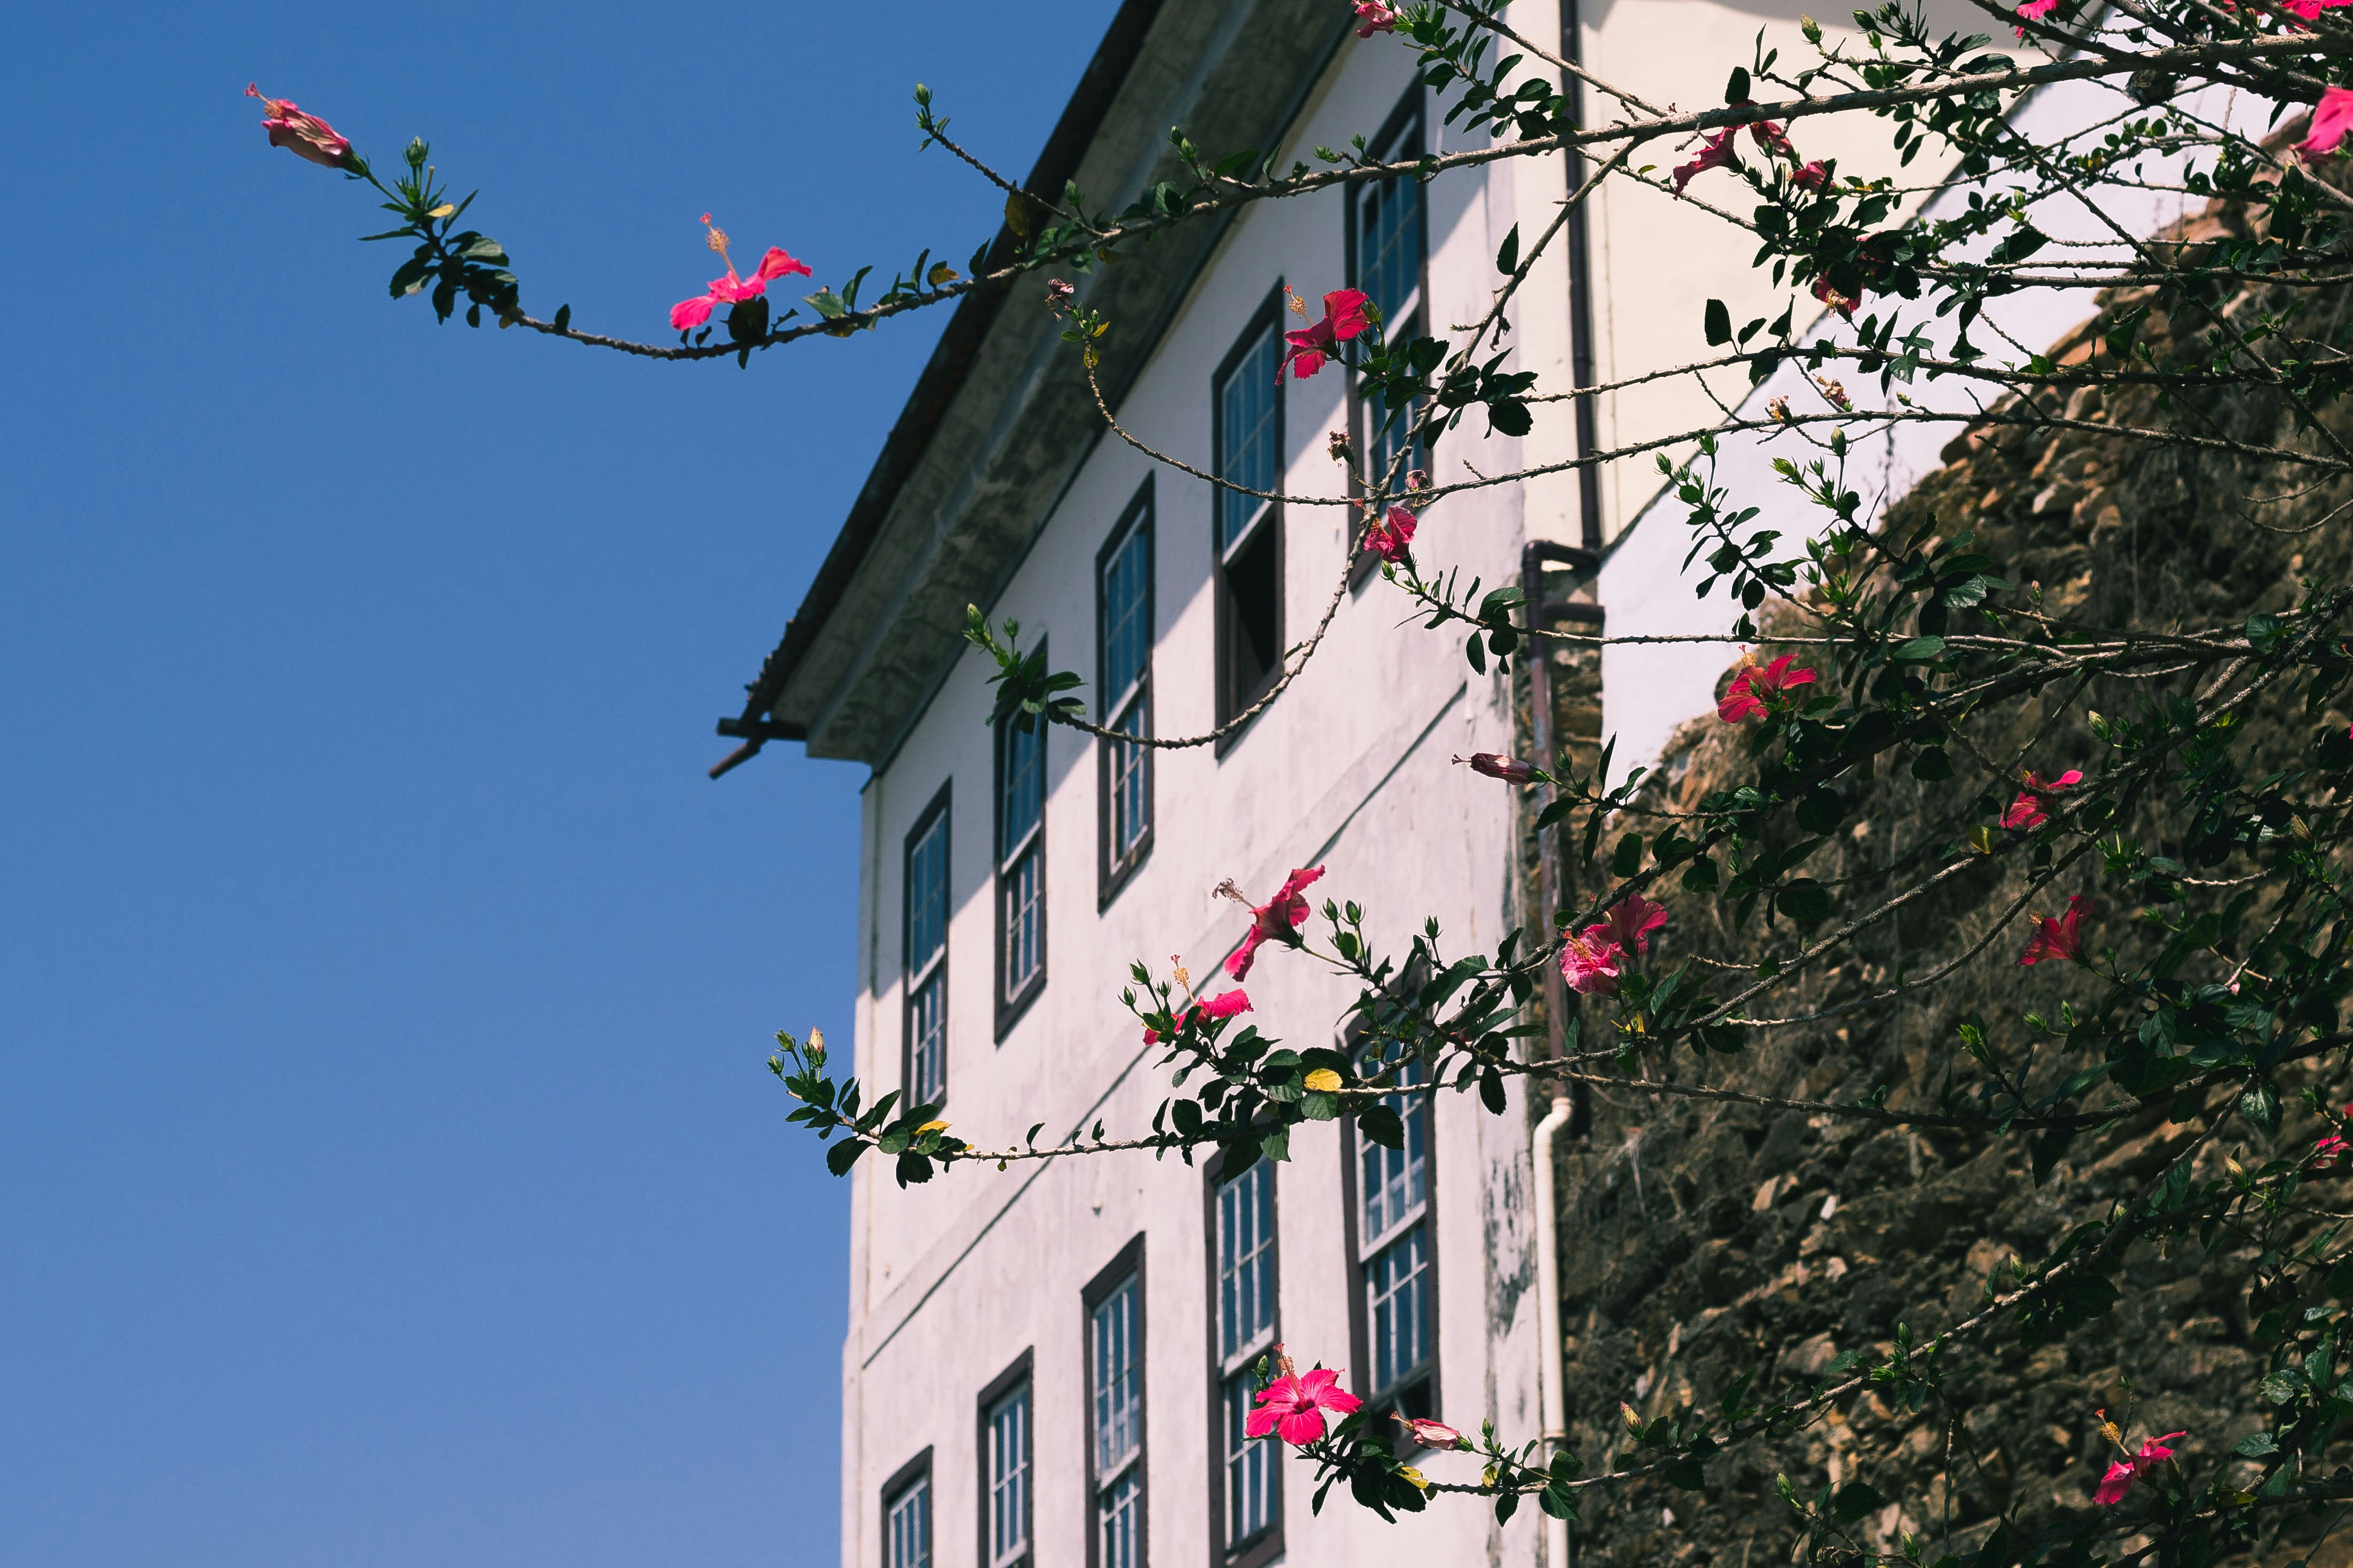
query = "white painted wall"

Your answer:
(839, 33), (1555, 1568)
